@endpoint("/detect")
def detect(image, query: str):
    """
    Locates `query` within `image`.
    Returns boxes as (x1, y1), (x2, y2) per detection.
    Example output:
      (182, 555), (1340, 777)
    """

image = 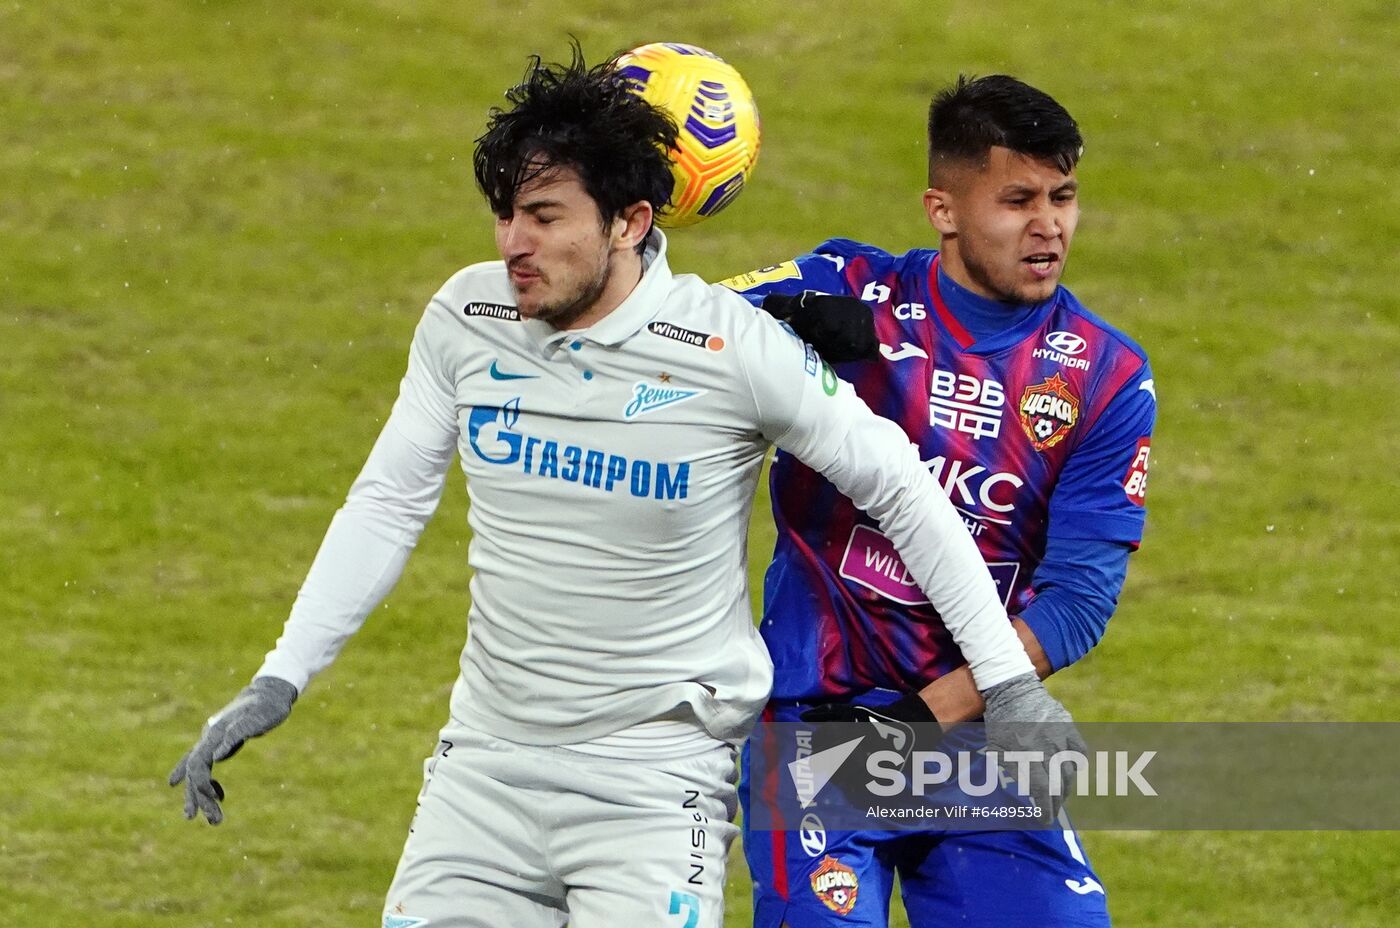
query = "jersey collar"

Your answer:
(928, 254), (1060, 355)
(927, 255), (975, 348)
(524, 229), (672, 353)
